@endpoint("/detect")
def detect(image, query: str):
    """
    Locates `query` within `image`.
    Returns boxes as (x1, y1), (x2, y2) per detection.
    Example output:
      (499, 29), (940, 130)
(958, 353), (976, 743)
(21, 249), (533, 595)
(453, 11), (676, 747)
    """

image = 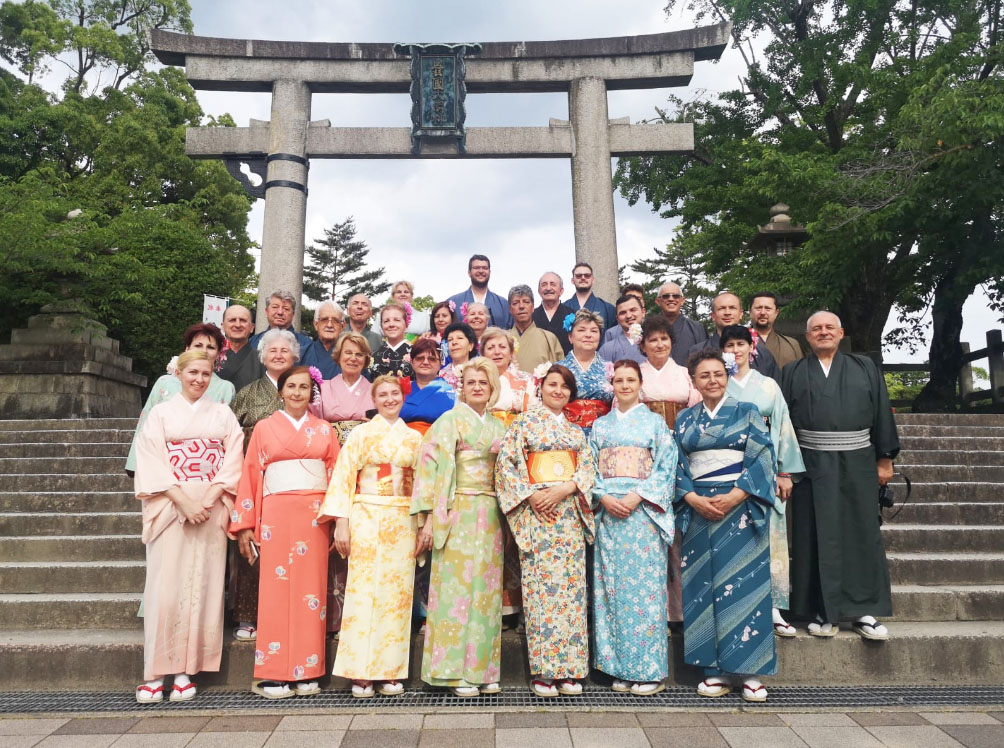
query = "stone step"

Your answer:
(0, 512), (140, 536)
(0, 429), (134, 445)
(0, 560), (144, 593)
(895, 413), (1004, 425)
(887, 502), (1004, 525)
(0, 593), (143, 629)
(3, 621), (1003, 690)
(0, 474), (133, 492)
(888, 552), (1004, 585)
(0, 457), (127, 474)
(898, 450), (1004, 466)
(894, 424), (1004, 437)
(0, 535), (143, 562)
(895, 483), (1002, 503)
(882, 525), (1004, 553)
(900, 436), (1004, 451)
(889, 585), (1004, 621)
(884, 465), (1004, 482)
(0, 491), (135, 513)
(0, 418), (137, 431)
(9, 442), (130, 458)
